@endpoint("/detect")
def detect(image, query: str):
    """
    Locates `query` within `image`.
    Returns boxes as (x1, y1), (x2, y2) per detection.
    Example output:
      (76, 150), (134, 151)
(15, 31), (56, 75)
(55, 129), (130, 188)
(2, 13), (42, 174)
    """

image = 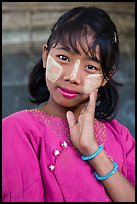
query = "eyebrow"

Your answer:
(89, 56), (100, 64)
(56, 47), (72, 52)
(56, 47), (100, 64)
